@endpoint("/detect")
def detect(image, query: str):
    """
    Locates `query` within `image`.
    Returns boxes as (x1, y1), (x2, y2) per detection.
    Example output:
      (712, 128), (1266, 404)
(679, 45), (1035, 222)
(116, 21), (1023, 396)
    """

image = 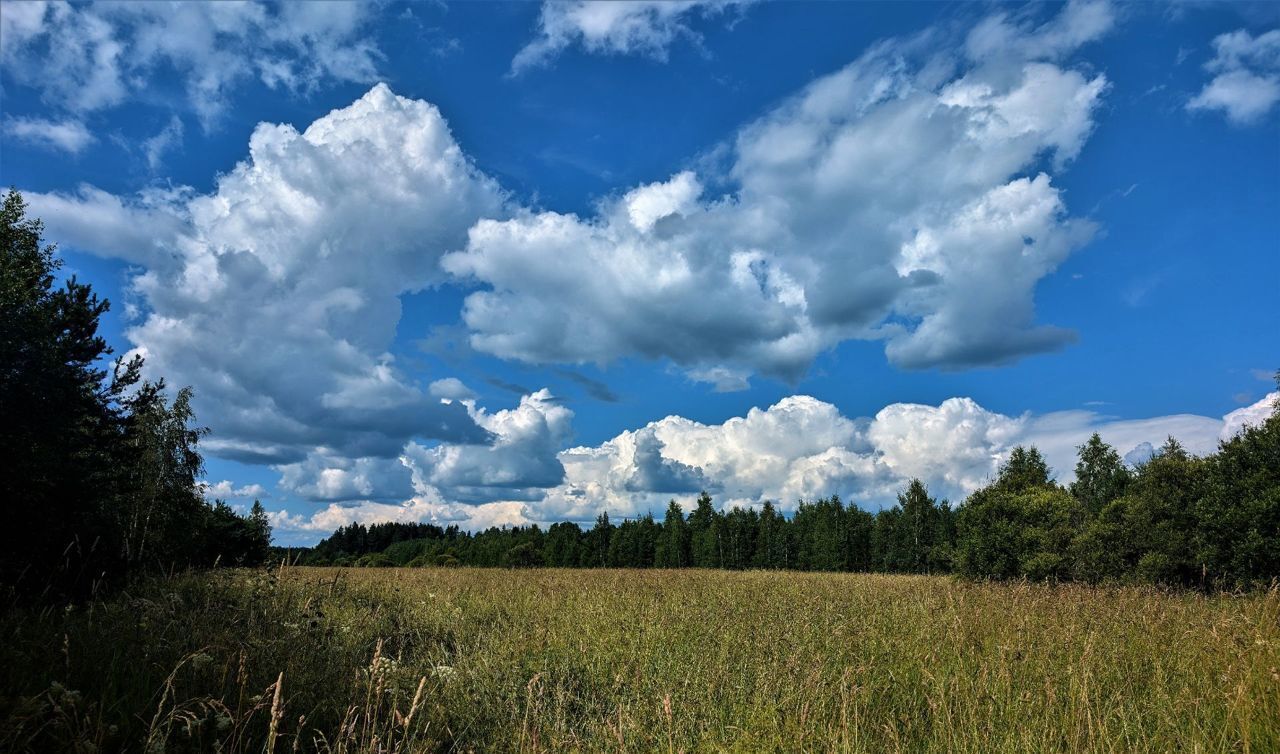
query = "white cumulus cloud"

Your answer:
(1189, 28), (1280, 124)
(450, 1), (1111, 381)
(27, 84), (508, 468)
(266, 385), (1261, 542)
